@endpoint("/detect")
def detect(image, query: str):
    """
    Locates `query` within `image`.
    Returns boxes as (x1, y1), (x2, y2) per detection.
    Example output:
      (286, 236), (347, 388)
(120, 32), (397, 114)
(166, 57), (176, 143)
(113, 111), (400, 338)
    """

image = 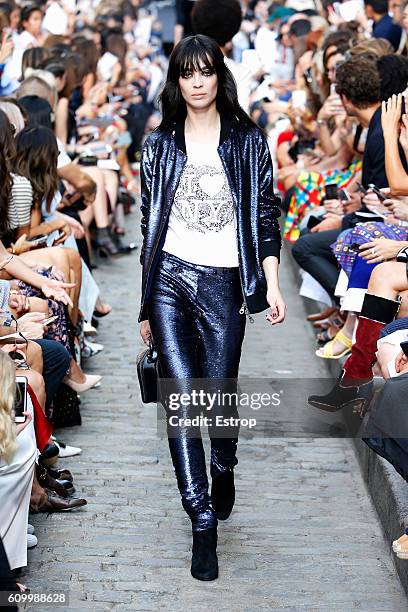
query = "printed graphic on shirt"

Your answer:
(173, 163), (234, 233)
